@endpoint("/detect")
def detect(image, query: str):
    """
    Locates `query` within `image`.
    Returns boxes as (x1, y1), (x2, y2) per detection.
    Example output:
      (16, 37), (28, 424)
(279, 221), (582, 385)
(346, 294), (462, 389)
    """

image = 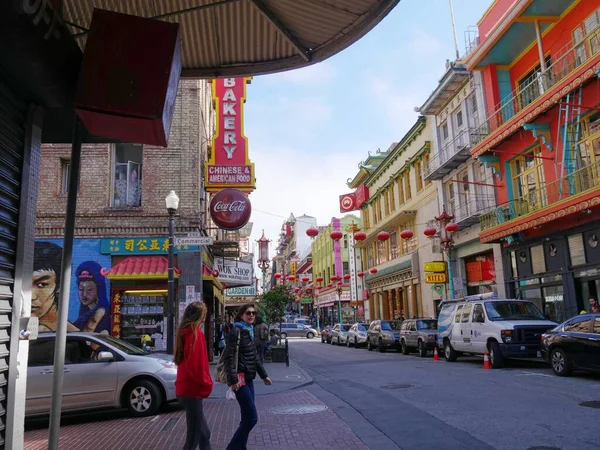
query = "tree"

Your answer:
(258, 285), (290, 327)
